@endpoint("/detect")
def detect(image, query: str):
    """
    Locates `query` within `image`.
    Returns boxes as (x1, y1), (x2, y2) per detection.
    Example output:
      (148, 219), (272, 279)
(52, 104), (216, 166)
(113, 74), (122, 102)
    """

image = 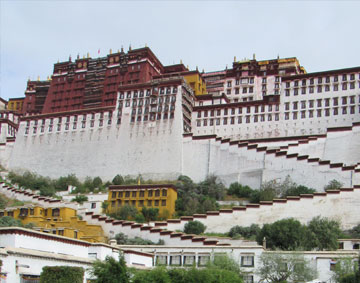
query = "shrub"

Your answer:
(324, 179), (343, 191)
(40, 266), (84, 283)
(228, 224), (260, 239)
(141, 207), (159, 222)
(109, 204), (138, 220)
(114, 232), (163, 245)
(0, 216), (23, 227)
(89, 256), (129, 283)
(228, 182), (253, 198)
(71, 195), (88, 204)
(184, 220), (206, 235)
